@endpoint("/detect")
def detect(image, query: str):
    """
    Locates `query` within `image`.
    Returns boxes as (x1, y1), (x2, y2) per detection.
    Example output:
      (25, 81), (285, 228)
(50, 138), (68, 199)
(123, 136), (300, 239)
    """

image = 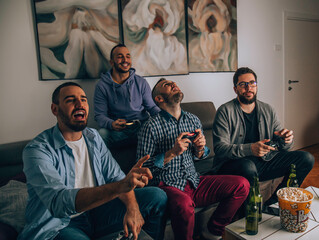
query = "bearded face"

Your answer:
(58, 107), (88, 132)
(113, 60), (130, 74)
(234, 73), (258, 105)
(161, 91), (184, 105)
(238, 92), (257, 105)
(111, 46), (131, 74)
